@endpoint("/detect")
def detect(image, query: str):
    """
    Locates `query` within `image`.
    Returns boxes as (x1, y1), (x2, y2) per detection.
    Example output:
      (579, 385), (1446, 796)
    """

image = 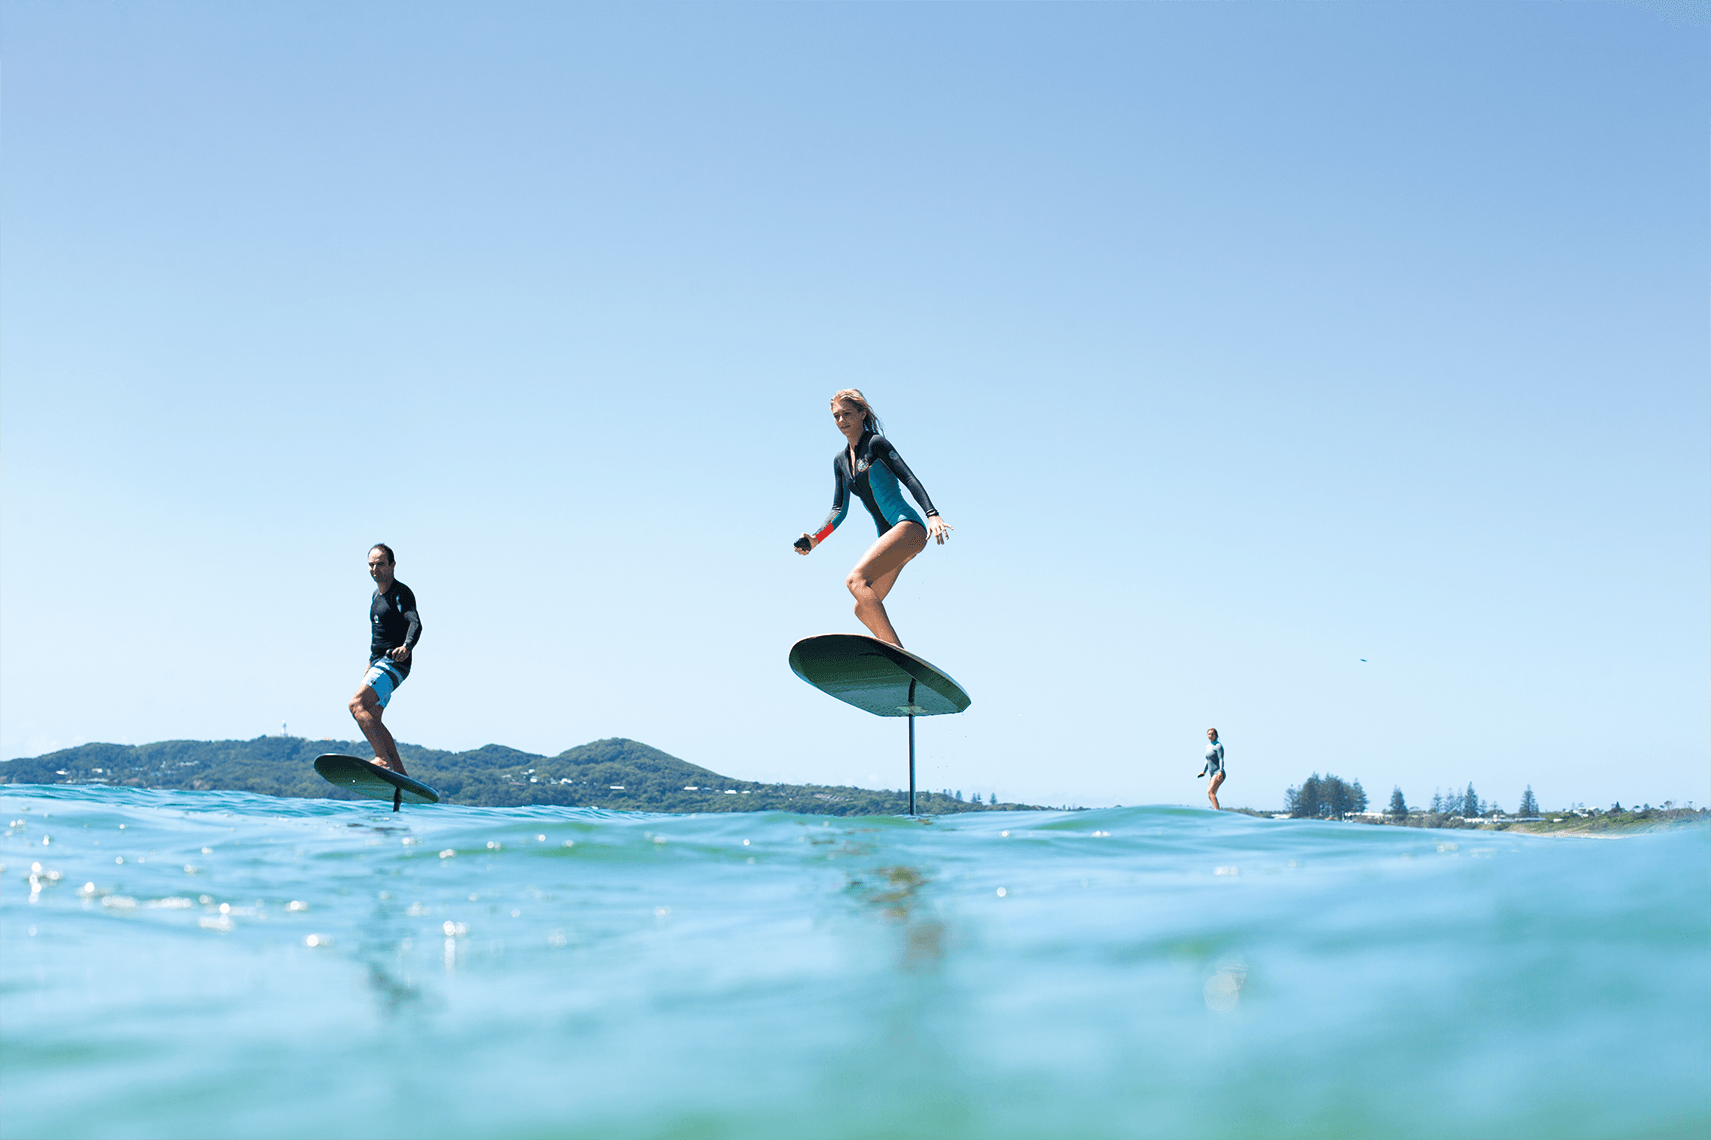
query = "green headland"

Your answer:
(0, 736), (1038, 816)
